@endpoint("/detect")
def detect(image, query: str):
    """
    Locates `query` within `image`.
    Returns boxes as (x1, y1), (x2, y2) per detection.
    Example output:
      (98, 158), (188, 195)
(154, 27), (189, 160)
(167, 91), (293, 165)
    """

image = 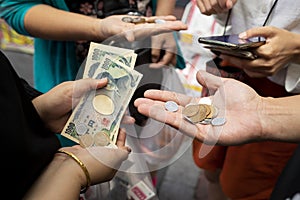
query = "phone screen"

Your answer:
(198, 34), (265, 49)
